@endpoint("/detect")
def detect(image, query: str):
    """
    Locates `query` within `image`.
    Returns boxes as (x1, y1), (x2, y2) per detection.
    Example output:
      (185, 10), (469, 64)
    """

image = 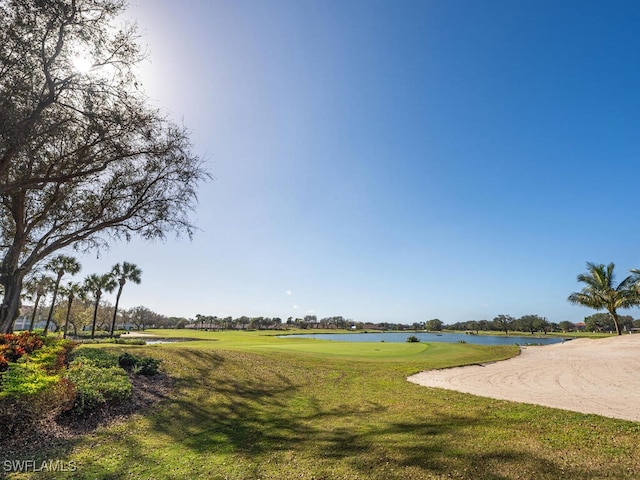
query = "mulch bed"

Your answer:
(0, 372), (174, 459)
